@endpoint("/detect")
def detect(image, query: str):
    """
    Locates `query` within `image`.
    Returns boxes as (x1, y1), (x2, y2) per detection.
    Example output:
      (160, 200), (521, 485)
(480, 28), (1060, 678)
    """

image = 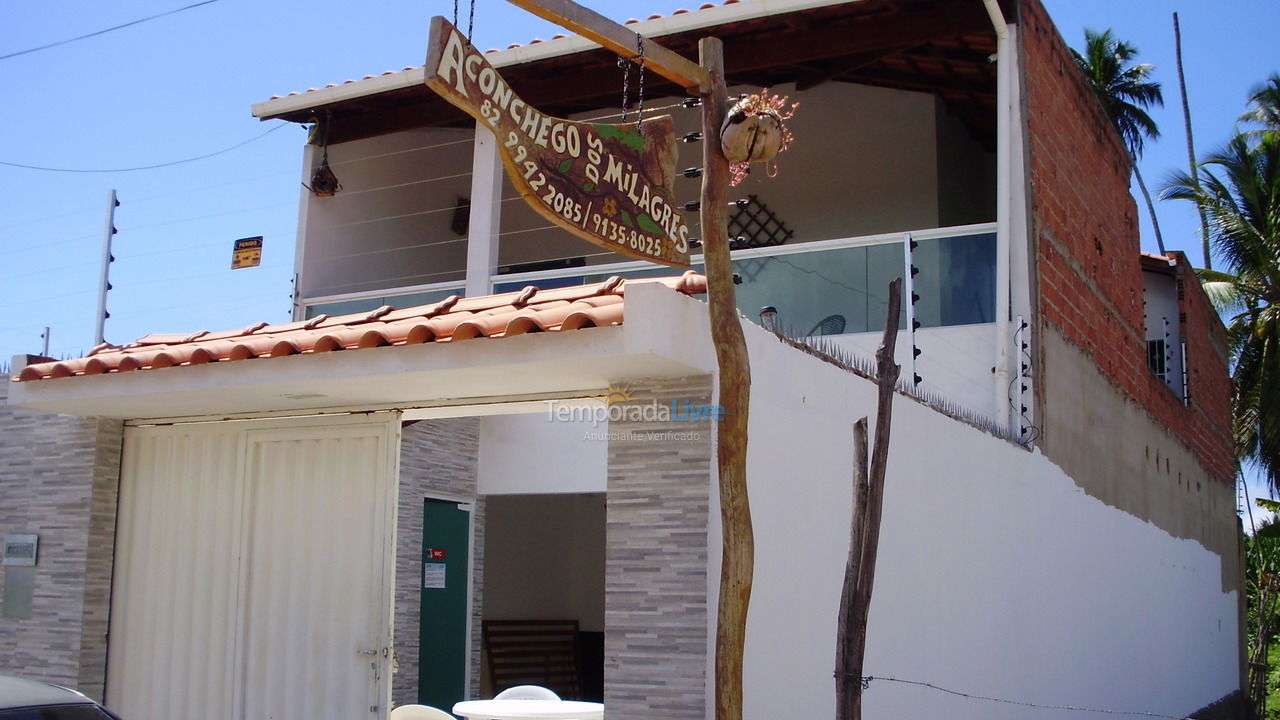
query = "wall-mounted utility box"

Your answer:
(3, 533), (38, 566)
